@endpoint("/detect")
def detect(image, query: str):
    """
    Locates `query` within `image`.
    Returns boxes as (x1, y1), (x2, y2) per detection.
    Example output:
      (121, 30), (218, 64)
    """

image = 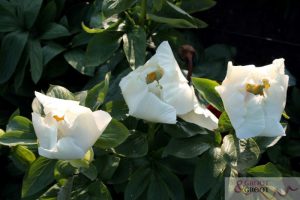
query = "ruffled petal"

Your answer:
(32, 113), (57, 150)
